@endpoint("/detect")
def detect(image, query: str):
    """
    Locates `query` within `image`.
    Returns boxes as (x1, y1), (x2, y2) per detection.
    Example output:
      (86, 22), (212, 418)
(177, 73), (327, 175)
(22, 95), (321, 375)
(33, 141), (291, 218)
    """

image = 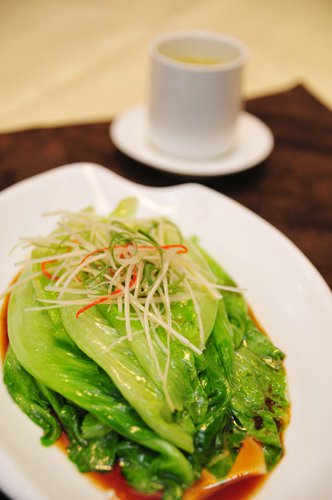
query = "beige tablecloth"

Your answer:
(1, 0), (331, 132)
